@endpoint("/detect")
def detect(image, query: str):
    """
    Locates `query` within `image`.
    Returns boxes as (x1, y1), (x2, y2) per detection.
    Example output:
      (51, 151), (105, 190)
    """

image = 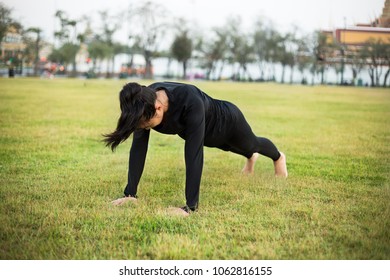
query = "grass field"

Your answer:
(0, 78), (389, 260)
